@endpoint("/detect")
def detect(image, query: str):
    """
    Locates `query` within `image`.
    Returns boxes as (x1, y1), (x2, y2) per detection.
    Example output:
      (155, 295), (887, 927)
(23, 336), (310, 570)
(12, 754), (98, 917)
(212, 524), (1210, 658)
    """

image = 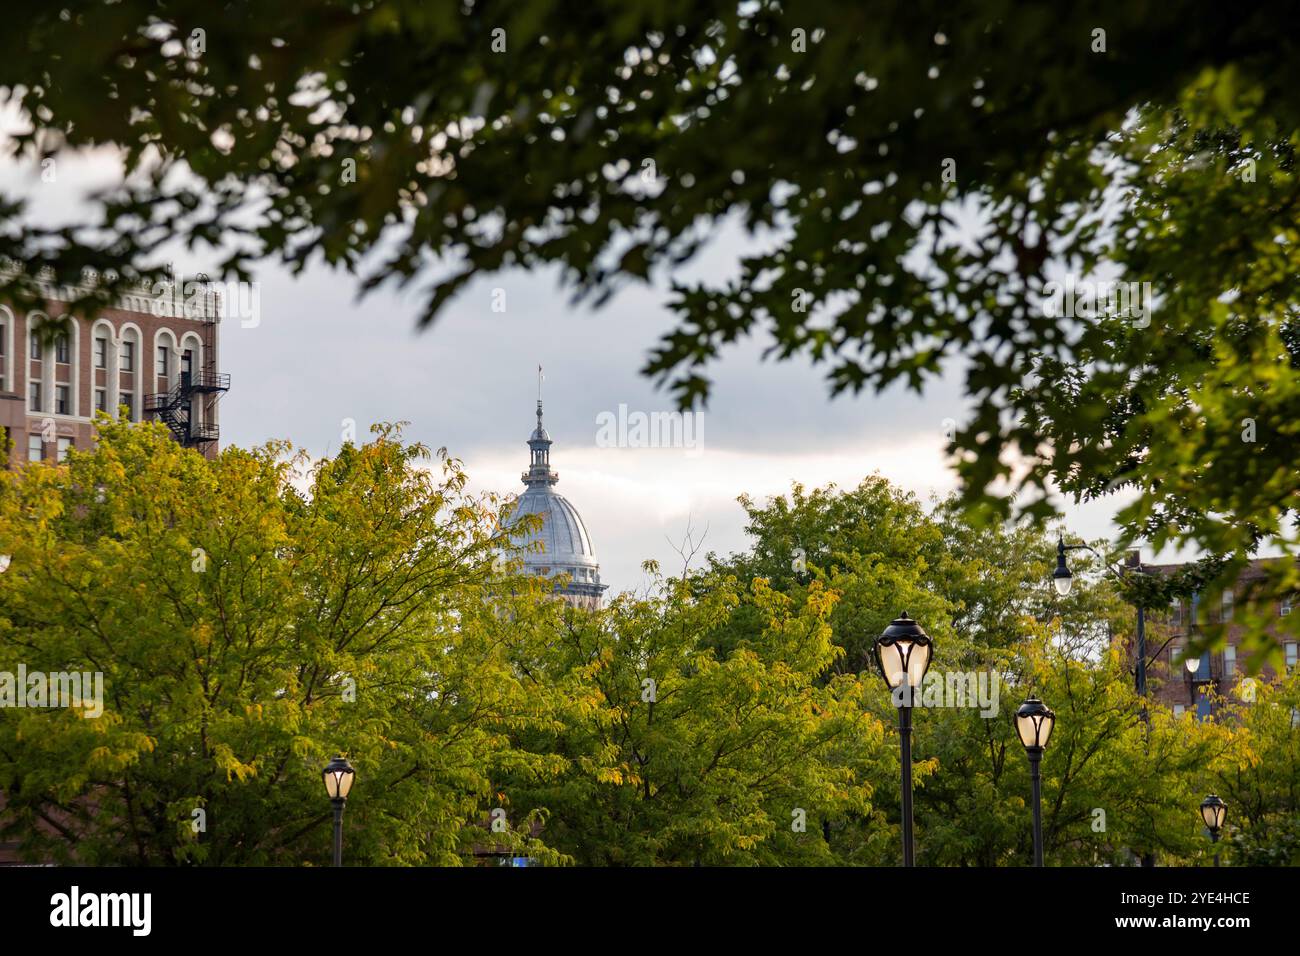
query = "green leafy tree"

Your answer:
(697, 478), (1242, 866)
(0, 419), (560, 864)
(504, 567), (893, 865)
(1210, 674), (1300, 866)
